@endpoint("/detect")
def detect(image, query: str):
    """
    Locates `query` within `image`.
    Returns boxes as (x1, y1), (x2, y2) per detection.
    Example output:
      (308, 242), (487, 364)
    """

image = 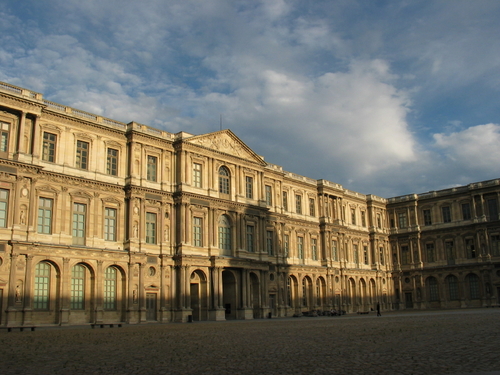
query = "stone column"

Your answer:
(22, 255), (34, 325)
(59, 257), (71, 325)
